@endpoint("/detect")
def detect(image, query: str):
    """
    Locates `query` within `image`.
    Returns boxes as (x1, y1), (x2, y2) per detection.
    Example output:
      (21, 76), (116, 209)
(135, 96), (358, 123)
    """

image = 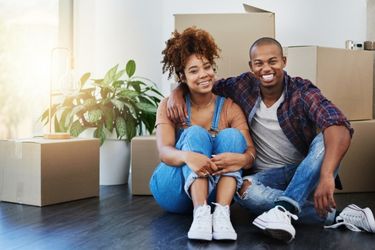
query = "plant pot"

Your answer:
(79, 129), (130, 185)
(100, 139), (130, 185)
